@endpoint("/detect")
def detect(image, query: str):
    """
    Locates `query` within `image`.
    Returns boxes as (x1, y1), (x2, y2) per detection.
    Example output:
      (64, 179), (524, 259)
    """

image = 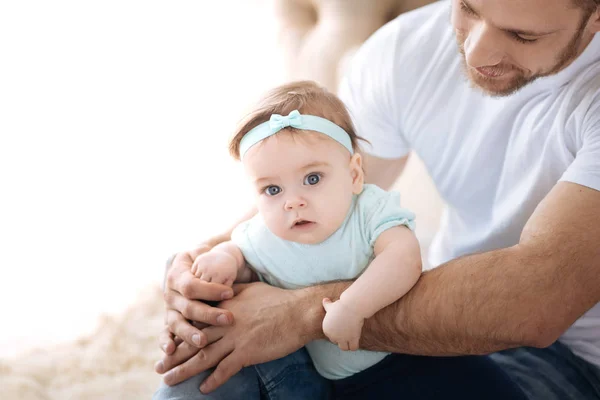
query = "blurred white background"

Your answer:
(0, 0), (284, 358)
